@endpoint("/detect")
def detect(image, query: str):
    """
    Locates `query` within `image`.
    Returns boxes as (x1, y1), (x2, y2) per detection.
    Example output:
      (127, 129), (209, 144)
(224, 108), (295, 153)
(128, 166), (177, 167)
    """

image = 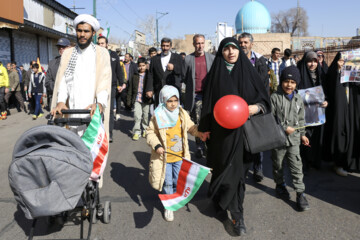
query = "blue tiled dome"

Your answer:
(235, 0), (271, 34)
